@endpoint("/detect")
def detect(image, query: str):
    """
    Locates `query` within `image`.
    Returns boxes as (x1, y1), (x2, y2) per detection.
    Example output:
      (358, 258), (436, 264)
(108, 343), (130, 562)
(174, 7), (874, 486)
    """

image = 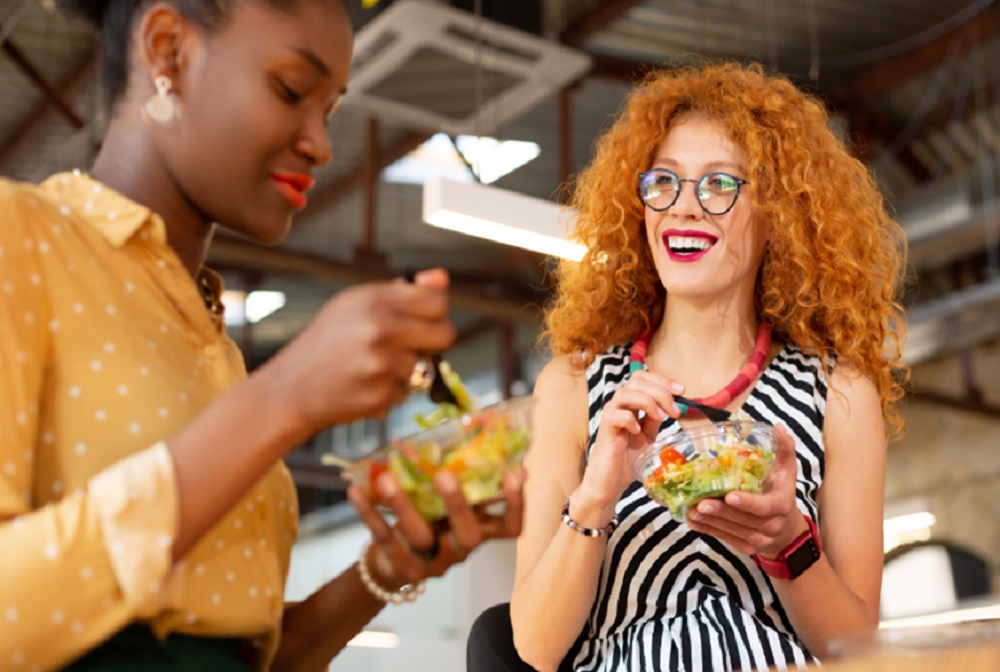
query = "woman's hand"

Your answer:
(272, 469), (523, 670)
(261, 269), (455, 436)
(685, 423), (808, 556)
(347, 468), (525, 588)
(575, 371), (683, 510)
